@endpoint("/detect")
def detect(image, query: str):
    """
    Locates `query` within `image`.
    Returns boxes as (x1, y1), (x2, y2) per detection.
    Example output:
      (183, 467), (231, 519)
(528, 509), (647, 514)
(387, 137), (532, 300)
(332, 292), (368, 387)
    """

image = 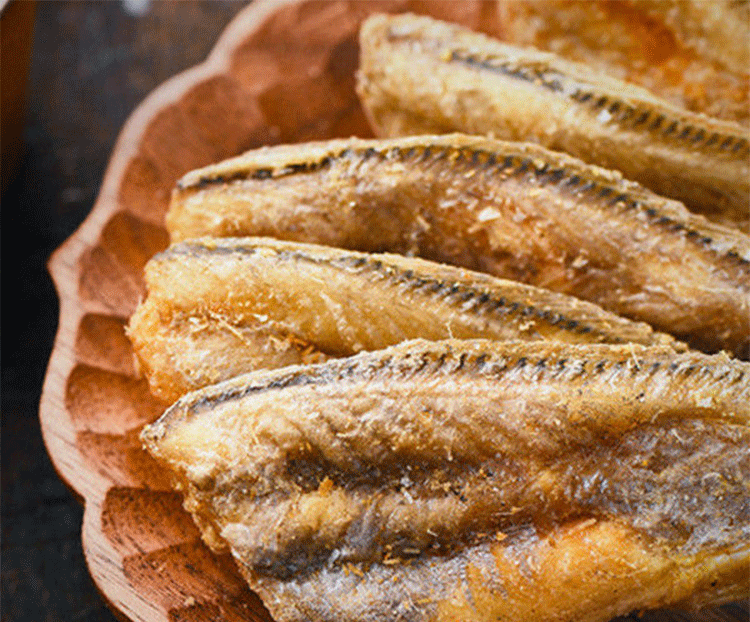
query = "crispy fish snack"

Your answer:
(128, 237), (679, 402)
(620, 0), (750, 78)
(167, 134), (750, 357)
(497, 0), (750, 124)
(142, 339), (750, 622)
(356, 13), (750, 226)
